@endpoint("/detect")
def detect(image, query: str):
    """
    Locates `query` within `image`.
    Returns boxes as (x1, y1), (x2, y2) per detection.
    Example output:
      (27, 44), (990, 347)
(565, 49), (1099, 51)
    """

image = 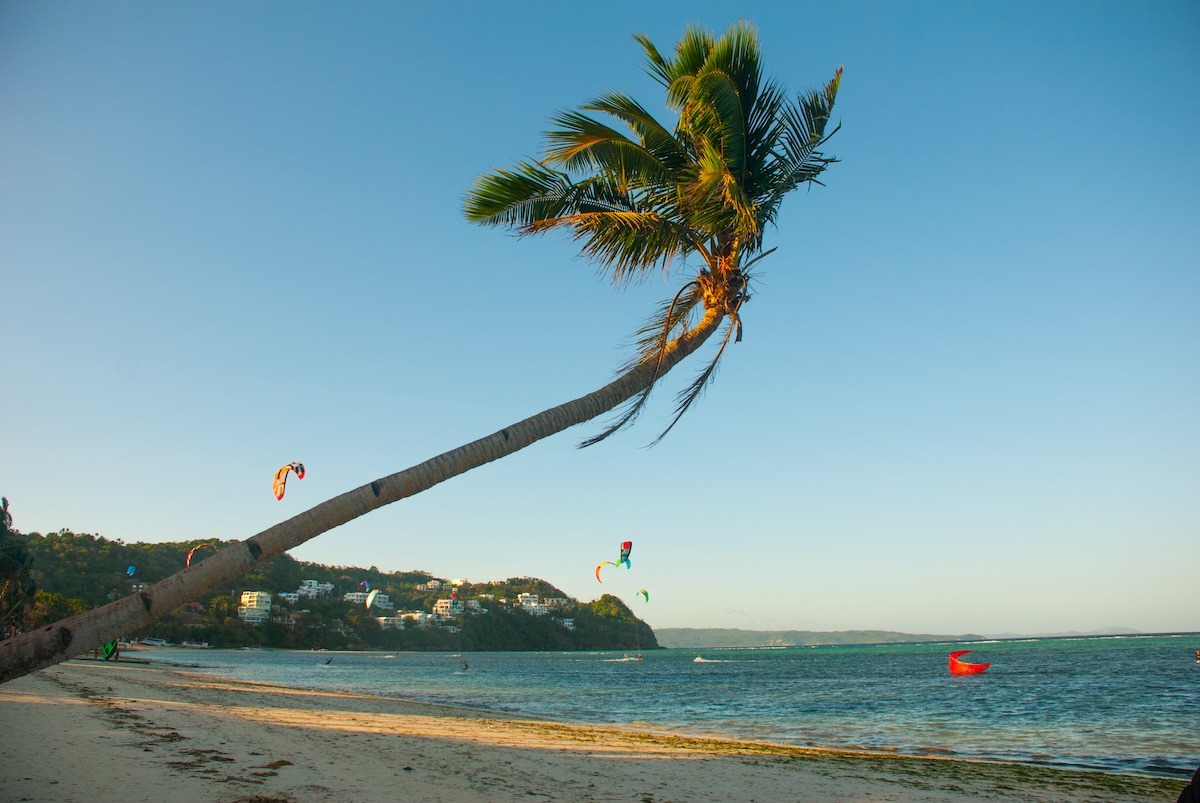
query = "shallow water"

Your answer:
(158, 633), (1199, 778)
